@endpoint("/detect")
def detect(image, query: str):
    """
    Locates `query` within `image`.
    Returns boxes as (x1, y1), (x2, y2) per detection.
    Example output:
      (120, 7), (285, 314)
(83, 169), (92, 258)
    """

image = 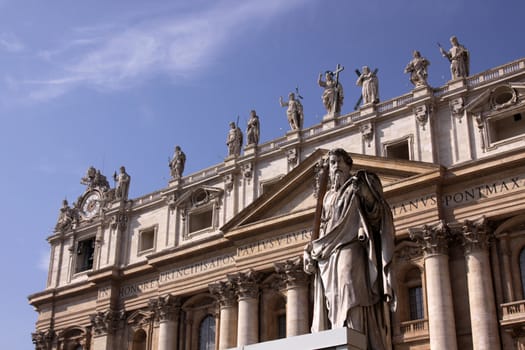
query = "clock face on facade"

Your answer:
(82, 192), (101, 218)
